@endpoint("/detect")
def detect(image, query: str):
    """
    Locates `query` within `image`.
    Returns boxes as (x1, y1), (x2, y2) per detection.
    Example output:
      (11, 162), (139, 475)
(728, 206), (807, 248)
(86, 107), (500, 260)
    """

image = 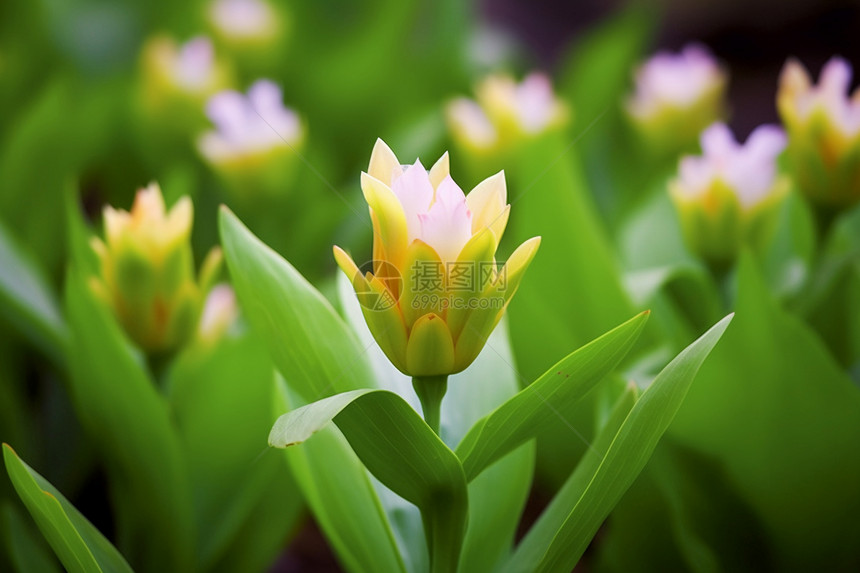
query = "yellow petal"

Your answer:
(406, 313), (455, 376)
(103, 206), (131, 249)
(399, 239), (446, 328)
(429, 151), (450, 189)
(165, 196), (193, 243)
(333, 246), (366, 289)
(368, 138), (402, 185)
(466, 171), (509, 240)
(497, 236), (541, 302)
(362, 275), (409, 373)
(133, 182), (167, 222)
(361, 172), (409, 268)
(446, 228), (498, 339)
(452, 306), (502, 373)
